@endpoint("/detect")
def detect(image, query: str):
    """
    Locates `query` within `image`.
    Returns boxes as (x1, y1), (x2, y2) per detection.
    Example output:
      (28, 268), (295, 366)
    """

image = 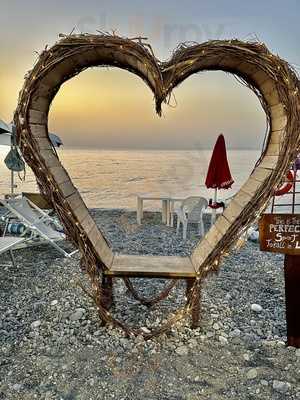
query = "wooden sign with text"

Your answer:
(259, 214), (300, 255)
